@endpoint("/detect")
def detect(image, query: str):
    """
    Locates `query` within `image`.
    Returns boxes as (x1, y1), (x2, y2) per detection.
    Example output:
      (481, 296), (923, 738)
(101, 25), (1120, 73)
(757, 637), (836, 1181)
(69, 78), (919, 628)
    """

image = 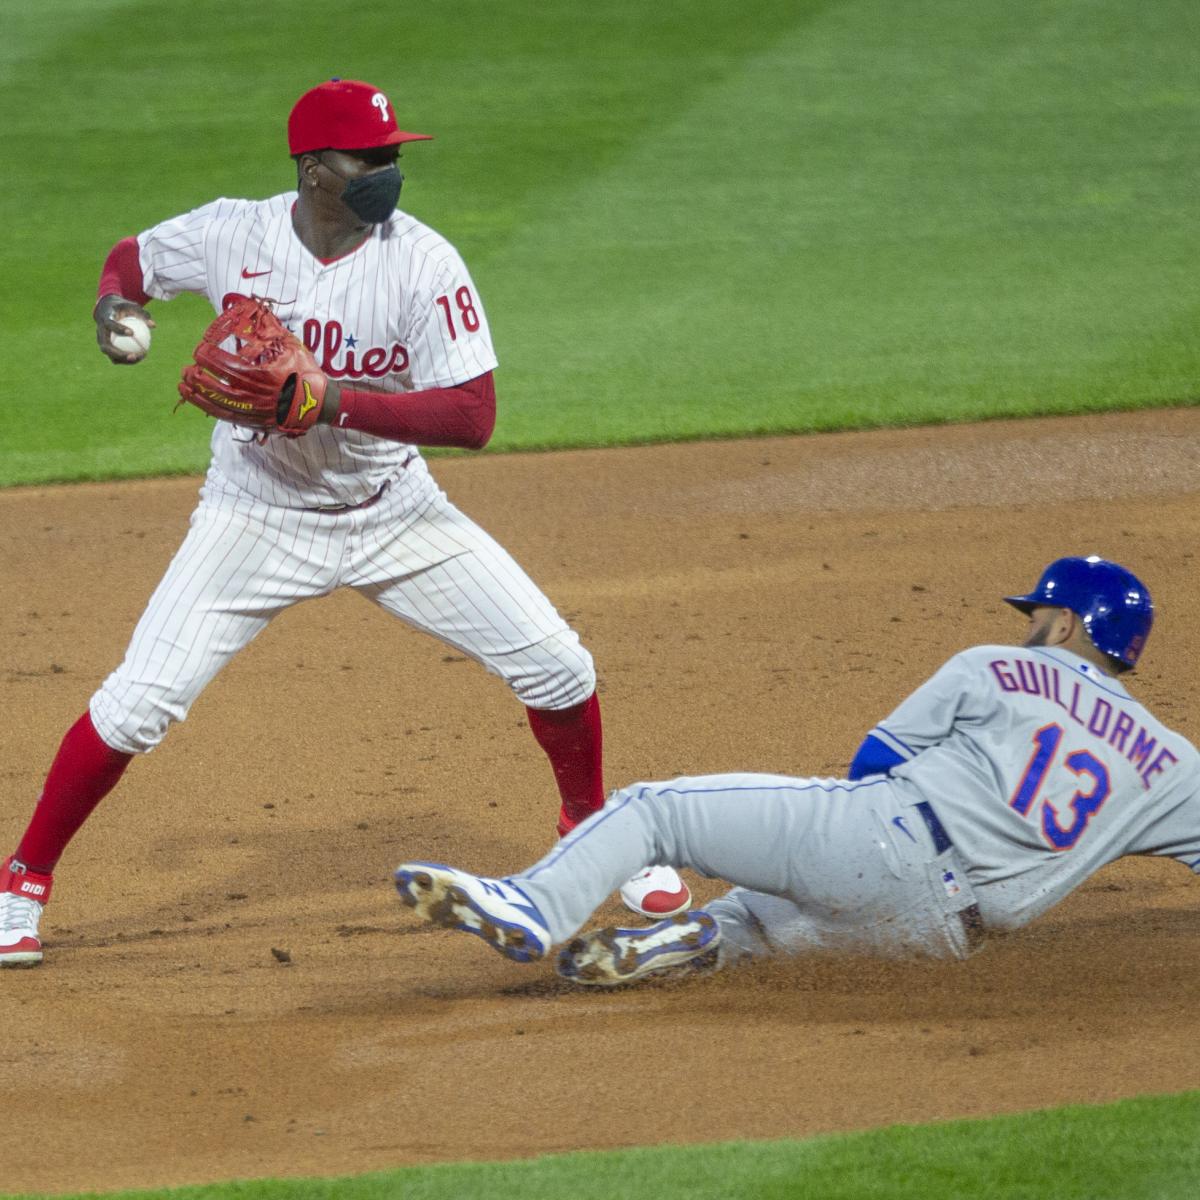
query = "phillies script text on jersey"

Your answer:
(301, 318), (409, 378)
(988, 655), (1180, 788)
(220, 292), (409, 379)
